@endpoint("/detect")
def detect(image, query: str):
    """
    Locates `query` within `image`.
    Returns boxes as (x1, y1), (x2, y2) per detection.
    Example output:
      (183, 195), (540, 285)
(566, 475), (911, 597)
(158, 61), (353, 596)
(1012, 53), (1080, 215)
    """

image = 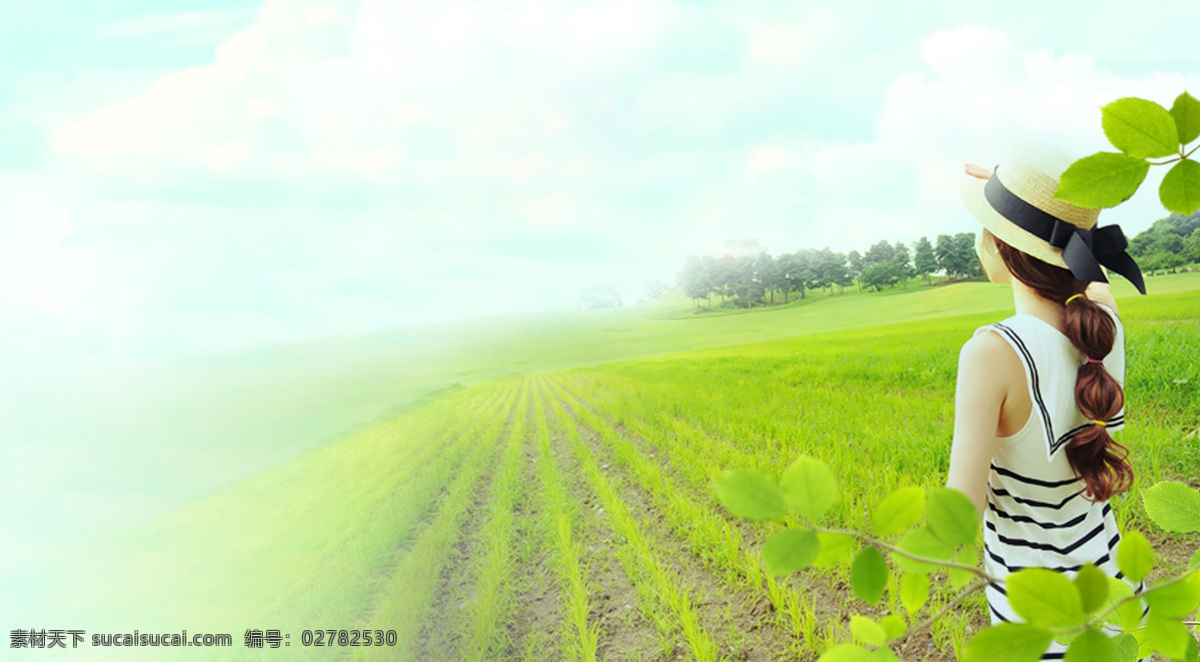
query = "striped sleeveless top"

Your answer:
(977, 305), (1143, 660)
